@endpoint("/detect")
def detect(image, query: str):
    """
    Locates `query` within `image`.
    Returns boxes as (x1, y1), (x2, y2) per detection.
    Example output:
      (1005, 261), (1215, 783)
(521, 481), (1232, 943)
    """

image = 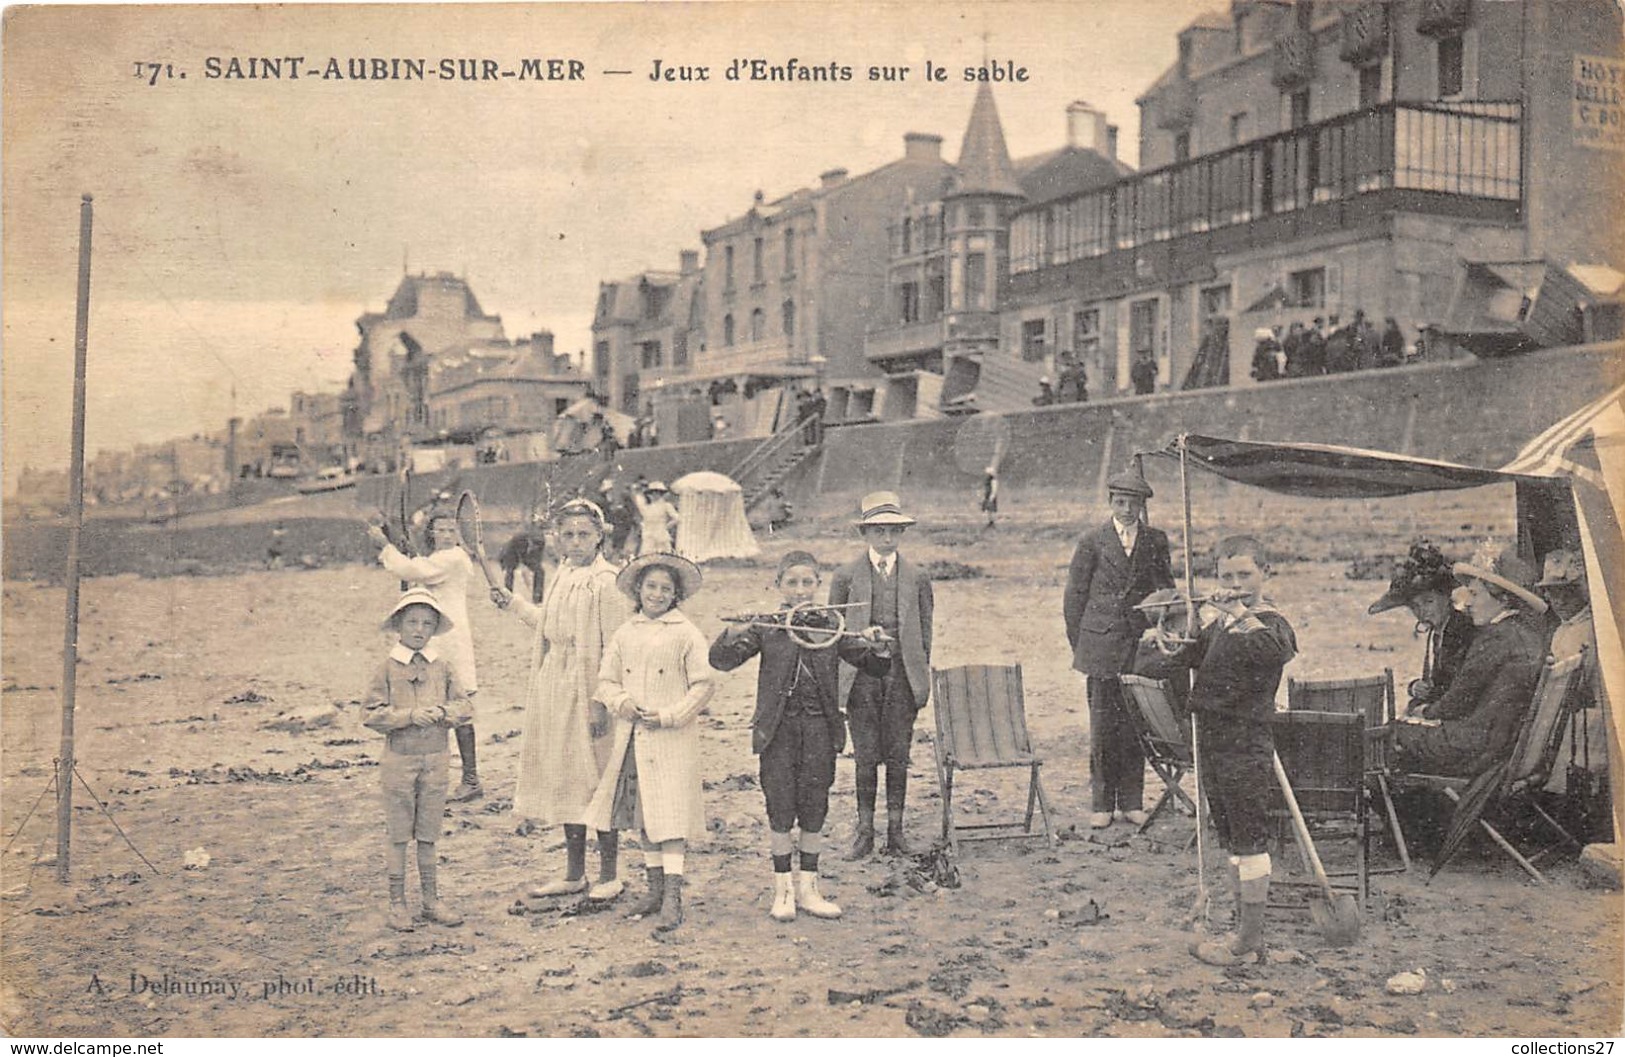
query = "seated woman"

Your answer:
(1368, 541), (1476, 714)
(1390, 544), (1548, 777)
